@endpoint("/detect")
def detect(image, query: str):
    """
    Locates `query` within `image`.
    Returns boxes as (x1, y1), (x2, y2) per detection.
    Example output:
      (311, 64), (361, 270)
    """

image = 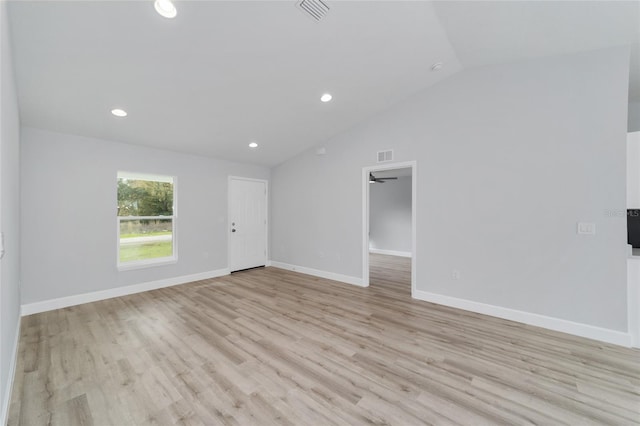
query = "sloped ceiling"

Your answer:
(8, 1), (639, 166)
(433, 1), (639, 100)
